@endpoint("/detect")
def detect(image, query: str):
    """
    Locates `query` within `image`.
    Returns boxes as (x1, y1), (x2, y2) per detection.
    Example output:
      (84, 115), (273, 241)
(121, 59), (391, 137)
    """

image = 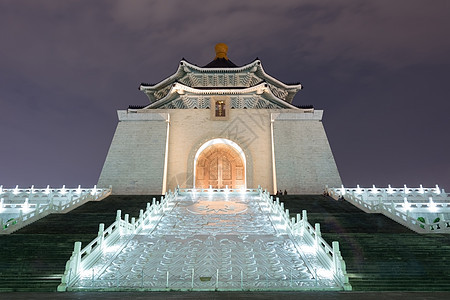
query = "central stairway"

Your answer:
(279, 195), (450, 291)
